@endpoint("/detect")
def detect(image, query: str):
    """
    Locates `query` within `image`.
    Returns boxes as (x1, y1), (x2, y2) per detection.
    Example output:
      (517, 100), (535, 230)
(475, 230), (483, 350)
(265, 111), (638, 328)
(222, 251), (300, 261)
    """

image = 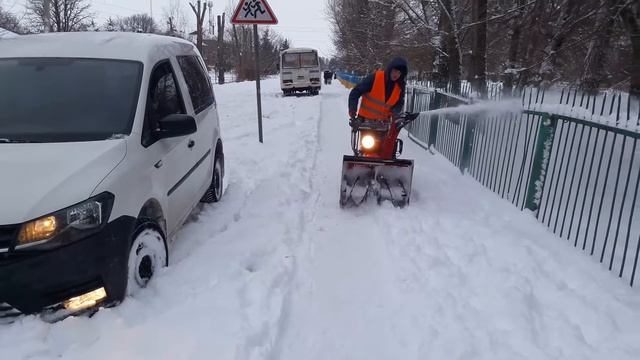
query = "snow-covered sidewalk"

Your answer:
(2, 78), (639, 360)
